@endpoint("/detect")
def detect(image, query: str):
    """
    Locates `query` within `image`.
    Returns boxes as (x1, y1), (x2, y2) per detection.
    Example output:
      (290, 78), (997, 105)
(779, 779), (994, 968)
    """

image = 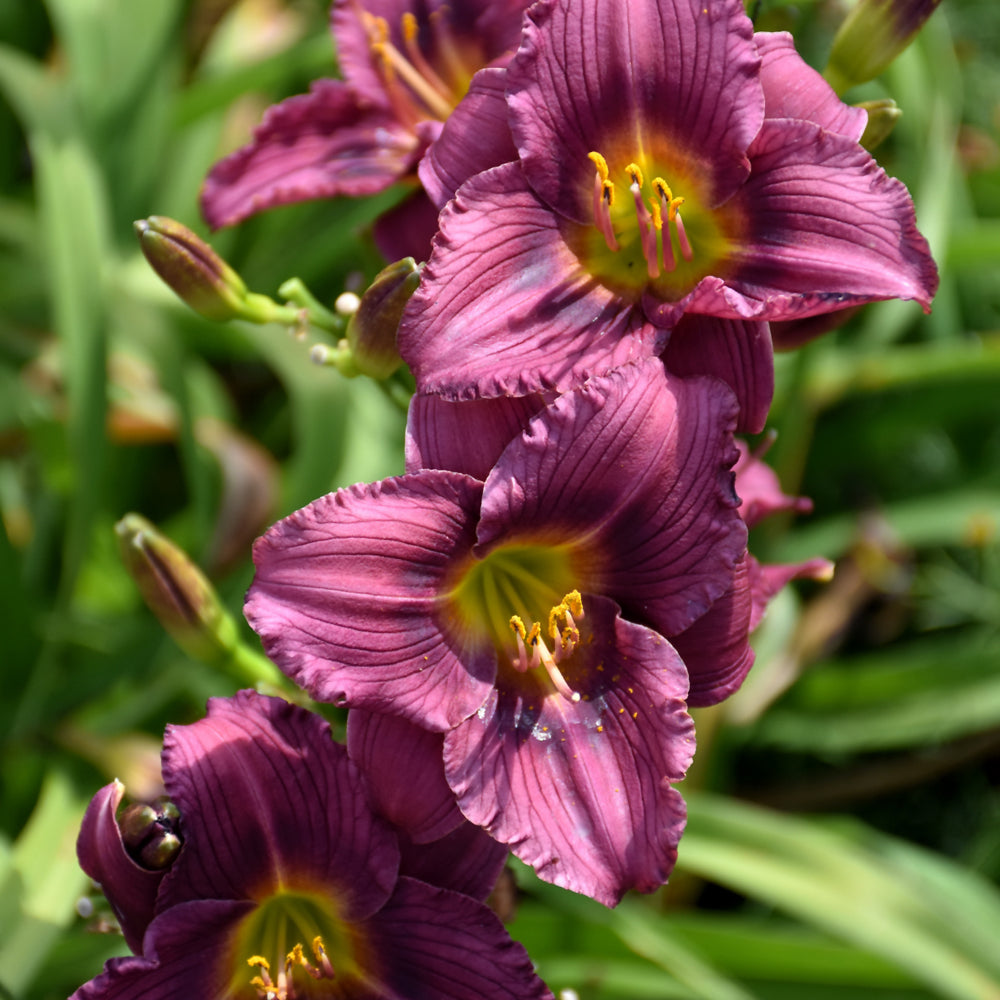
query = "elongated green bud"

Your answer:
(115, 513), (239, 665)
(825, 0), (942, 93)
(134, 216), (292, 324)
(344, 258), (420, 379)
